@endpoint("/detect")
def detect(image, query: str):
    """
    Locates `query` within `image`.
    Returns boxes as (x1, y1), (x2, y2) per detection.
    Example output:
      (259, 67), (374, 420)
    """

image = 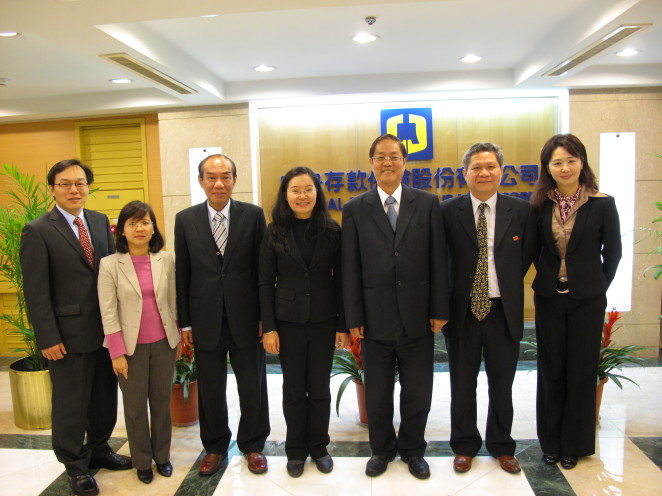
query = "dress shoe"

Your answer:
(401, 456), (431, 479)
(89, 451), (132, 471)
(497, 455), (522, 474)
(68, 473), (99, 496)
(543, 453), (560, 465)
(245, 452), (268, 474)
(156, 461), (173, 477)
(199, 453), (223, 476)
(286, 460), (305, 478)
(313, 455), (334, 473)
(453, 455), (473, 473)
(136, 468), (153, 484)
(560, 455), (578, 469)
(365, 455), (394, 477)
